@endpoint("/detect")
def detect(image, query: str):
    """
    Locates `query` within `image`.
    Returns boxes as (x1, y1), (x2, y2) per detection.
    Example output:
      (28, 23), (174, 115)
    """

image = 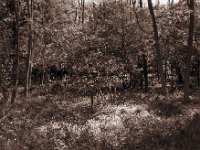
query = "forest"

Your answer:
(0, 0), (200, 149)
